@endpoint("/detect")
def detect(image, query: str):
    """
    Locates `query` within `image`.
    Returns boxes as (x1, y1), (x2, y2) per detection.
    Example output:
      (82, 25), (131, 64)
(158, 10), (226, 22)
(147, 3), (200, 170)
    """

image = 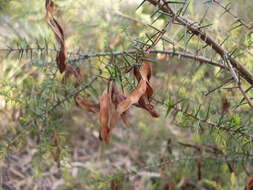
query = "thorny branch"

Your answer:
(143, 15), (174, 52)
(146, 0), (253, 109)
(0, 47), (227, 68)
(238, 78), (253, 109)
(151, 97), (253, 141)
(224, 55), (253, 110)
(146, 0), (253, 86)
(213, 0), (253, 33)
(177, 142), (236, 174)
(204, 77), (233, 96)
(69, 49), (226, 69)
